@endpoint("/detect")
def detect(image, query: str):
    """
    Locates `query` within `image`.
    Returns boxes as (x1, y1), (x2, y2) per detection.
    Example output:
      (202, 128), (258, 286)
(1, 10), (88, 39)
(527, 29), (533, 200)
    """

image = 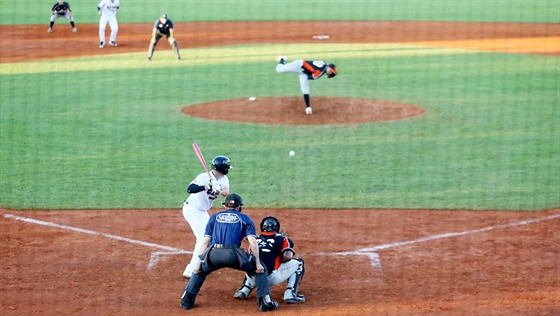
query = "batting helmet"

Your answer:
(223, 193), (243, 209)
(212, 156), (231, 175)
(260, 216), (280, 232)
